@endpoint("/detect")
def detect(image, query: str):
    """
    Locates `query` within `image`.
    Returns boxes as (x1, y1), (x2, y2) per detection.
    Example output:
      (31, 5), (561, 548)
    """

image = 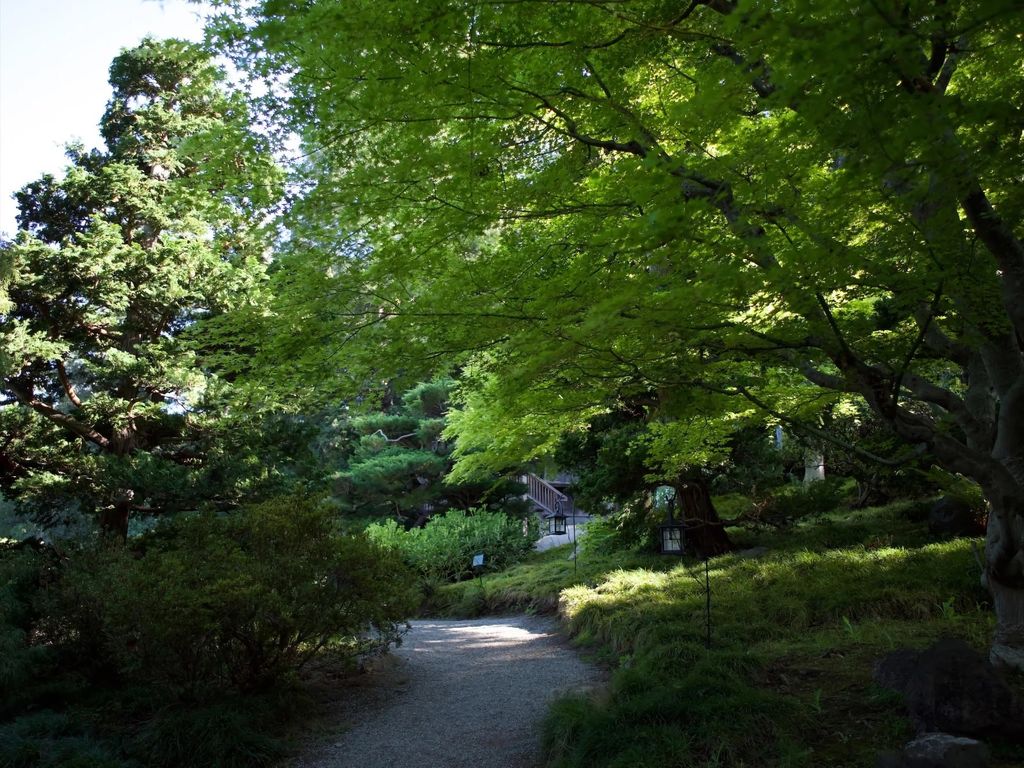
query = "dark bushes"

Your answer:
(42, 495), (415, 695)
(0, 495), (416, 766)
